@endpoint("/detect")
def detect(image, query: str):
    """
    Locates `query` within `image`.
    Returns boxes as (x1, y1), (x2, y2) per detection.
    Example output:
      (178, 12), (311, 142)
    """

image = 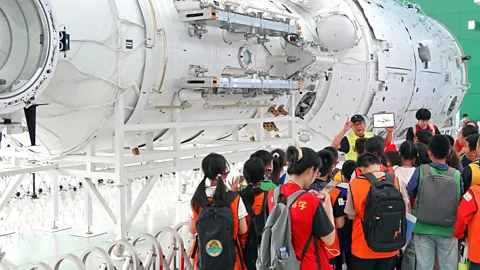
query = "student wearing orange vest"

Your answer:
(462, 134), (480, 191)
(344, 153), (402, 269)
(238, 157), (268, 269)
(459, 132), (478, 168)
(454, 182), (480, 270)
(324, 146), (342, 184)
(350, 136), (396, 180)
(189, 153), (248, 270)
(406, 108), (441, 141)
